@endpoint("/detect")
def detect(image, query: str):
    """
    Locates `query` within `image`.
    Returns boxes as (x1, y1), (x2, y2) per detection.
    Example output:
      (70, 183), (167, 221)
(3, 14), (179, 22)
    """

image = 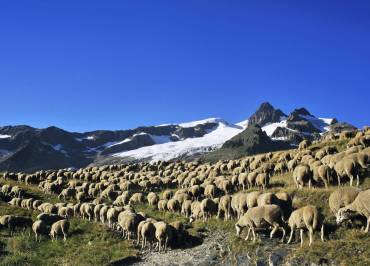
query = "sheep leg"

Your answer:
(337, 176), (341, 186)
(287, 227), (294, 244)
(365, 218), (370, 233)
(321, 224), (324, 242)
(308, 228), (313, 246)
(356, 175), (360, 186)
(349, 175), (353, 186)
(300, 229), (304, 247)
(270, 225), (278, 238)
(252, 228), (256, 242)
(245, 227), (251, 241)
(280, 227), (286, 242)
